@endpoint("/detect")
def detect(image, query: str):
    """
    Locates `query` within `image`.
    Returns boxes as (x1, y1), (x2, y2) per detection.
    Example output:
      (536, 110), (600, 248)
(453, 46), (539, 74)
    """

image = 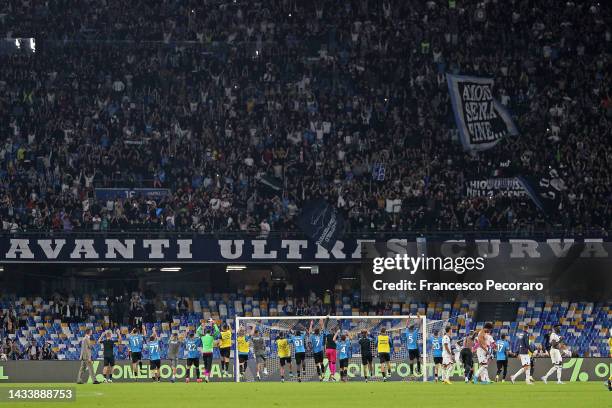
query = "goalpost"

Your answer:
(233, 314), (459, 383)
